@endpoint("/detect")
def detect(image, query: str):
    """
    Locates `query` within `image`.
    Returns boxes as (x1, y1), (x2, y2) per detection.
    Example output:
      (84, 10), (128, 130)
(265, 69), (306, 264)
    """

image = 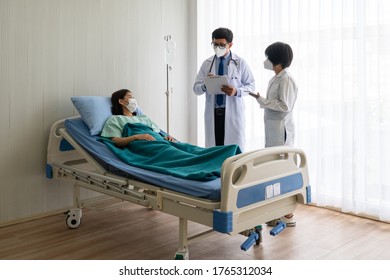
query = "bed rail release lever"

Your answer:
(240, 231), (259, 251)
